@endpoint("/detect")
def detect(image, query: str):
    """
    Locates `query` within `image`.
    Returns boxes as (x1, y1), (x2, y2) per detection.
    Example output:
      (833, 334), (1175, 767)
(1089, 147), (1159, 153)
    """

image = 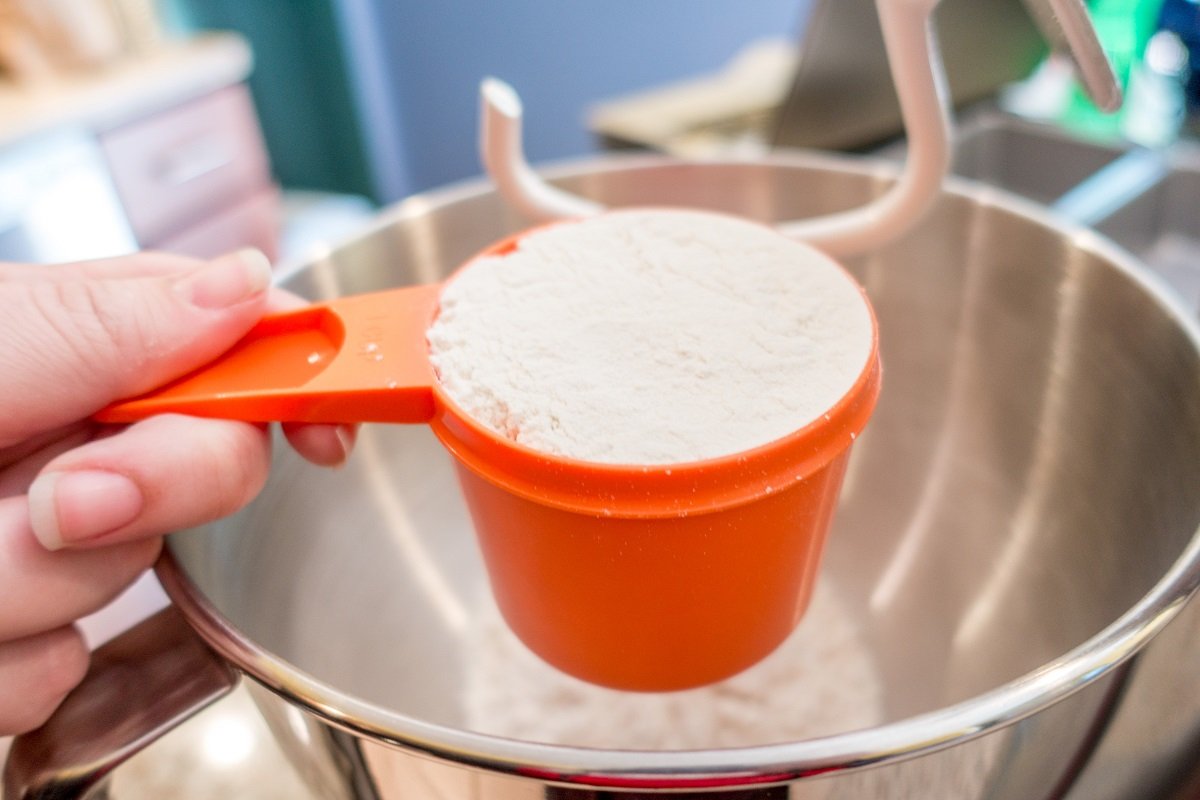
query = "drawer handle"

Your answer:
(155, 140), (234, 186)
